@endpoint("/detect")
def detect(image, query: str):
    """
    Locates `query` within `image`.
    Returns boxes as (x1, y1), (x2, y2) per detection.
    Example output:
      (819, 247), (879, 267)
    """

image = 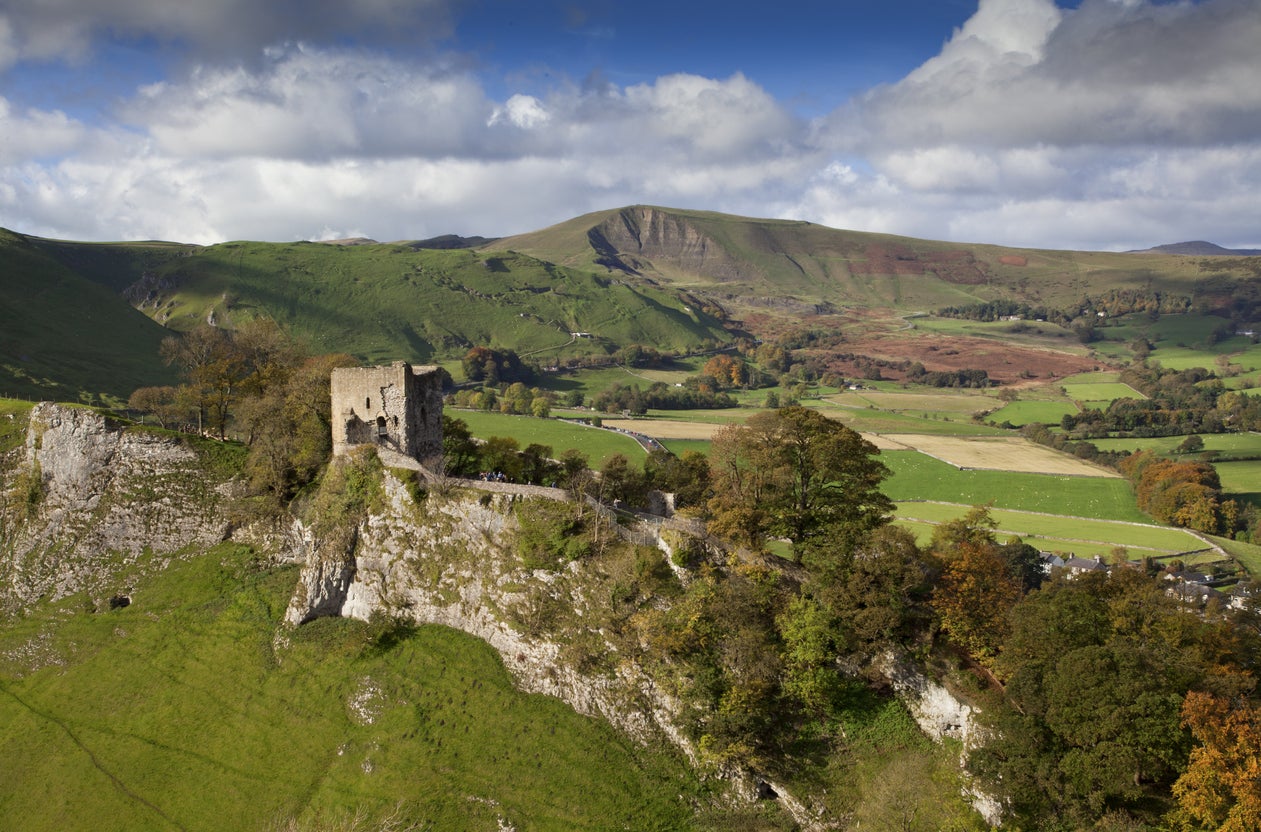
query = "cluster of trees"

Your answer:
(447, 383), (554, 417)
(630, 408), (932, 772)
(905, 364), (993, 389)
(1118, 450), (1240, 534)
(970, 567), (1260, 828)
(698, 353), (771, 390)
(577, 414), (1261, 828)
(1058, 366), (1261, 439)
(937, 288), (1194, 326)
(590, 381), (737, 414)
(128, 322), (358, 505)
(461, 346), (534, 384)
(1195, 270), (1261, 323)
